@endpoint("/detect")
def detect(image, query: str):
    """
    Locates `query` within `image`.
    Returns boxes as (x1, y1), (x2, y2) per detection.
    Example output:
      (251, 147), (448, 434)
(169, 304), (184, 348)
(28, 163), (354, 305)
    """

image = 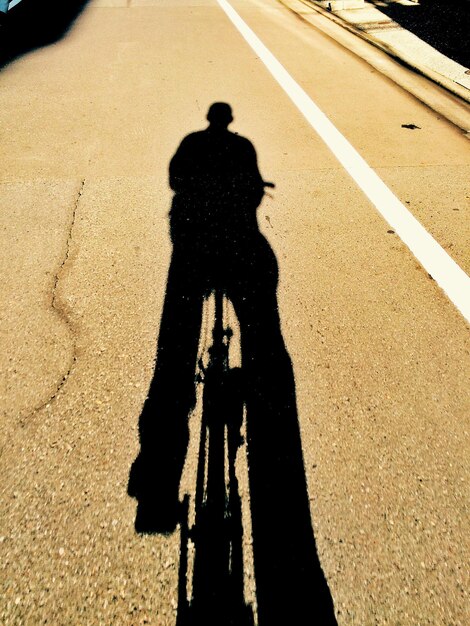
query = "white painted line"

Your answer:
(217, 0), (470, 325)
(8, 0), (23, 10)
